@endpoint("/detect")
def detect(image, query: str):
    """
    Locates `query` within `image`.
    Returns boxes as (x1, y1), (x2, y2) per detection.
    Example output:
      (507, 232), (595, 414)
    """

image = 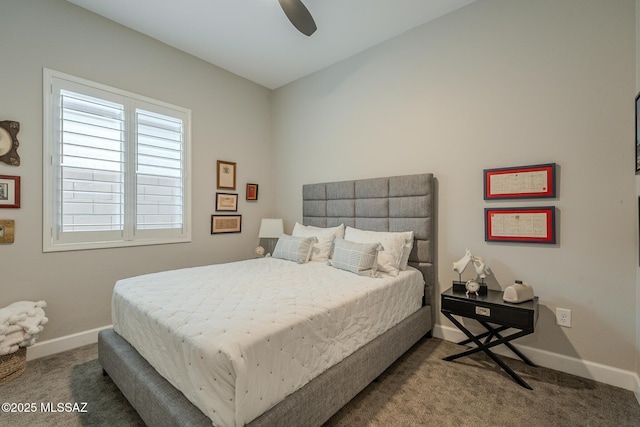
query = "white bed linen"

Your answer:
(112, 257), (423, 427)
